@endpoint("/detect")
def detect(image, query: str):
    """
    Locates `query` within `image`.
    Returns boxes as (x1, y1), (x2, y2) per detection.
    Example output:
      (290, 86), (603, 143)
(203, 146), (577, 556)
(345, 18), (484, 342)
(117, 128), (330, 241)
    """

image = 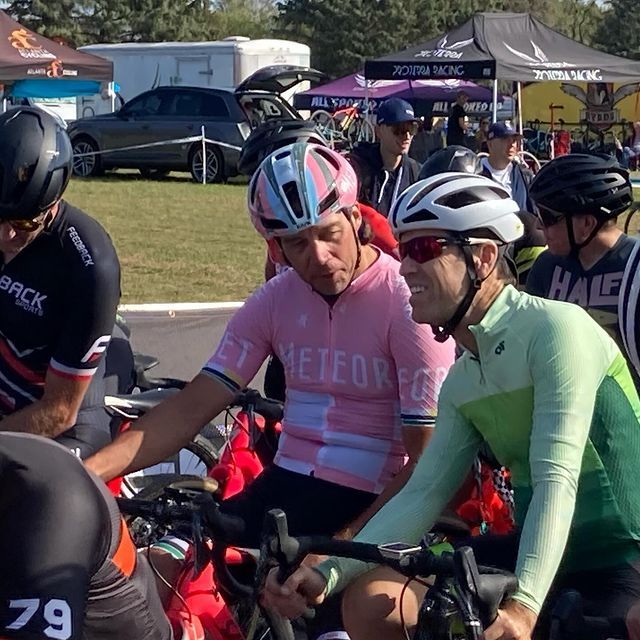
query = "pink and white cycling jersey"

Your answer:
(203, 252), (455, 494)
